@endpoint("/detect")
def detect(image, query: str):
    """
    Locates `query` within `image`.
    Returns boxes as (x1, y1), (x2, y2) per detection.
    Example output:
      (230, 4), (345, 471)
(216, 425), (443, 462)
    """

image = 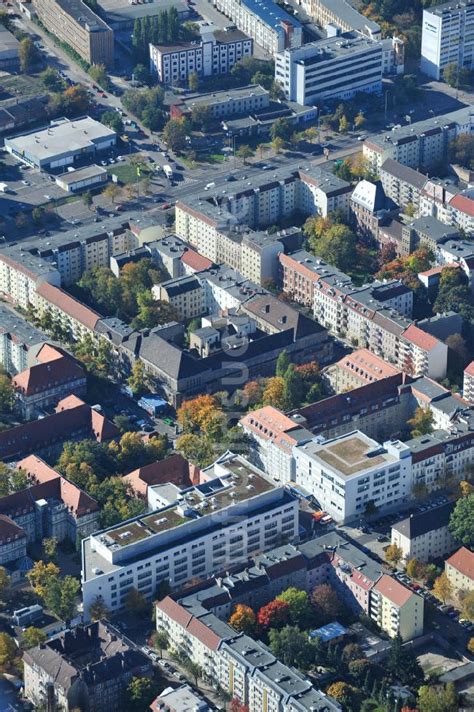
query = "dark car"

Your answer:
(225, 175), (237, 182)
